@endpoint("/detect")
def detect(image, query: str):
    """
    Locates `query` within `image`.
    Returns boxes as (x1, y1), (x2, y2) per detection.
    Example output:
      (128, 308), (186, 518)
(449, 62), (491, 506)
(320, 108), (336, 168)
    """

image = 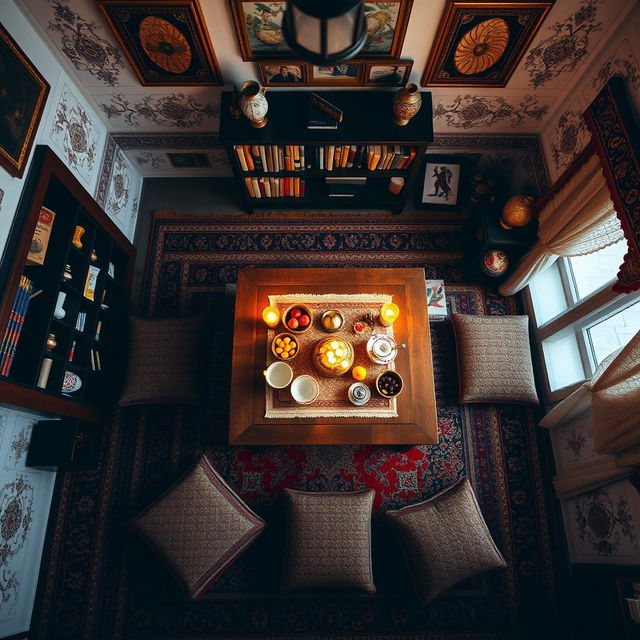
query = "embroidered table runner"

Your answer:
(265, 293), (399, 419)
